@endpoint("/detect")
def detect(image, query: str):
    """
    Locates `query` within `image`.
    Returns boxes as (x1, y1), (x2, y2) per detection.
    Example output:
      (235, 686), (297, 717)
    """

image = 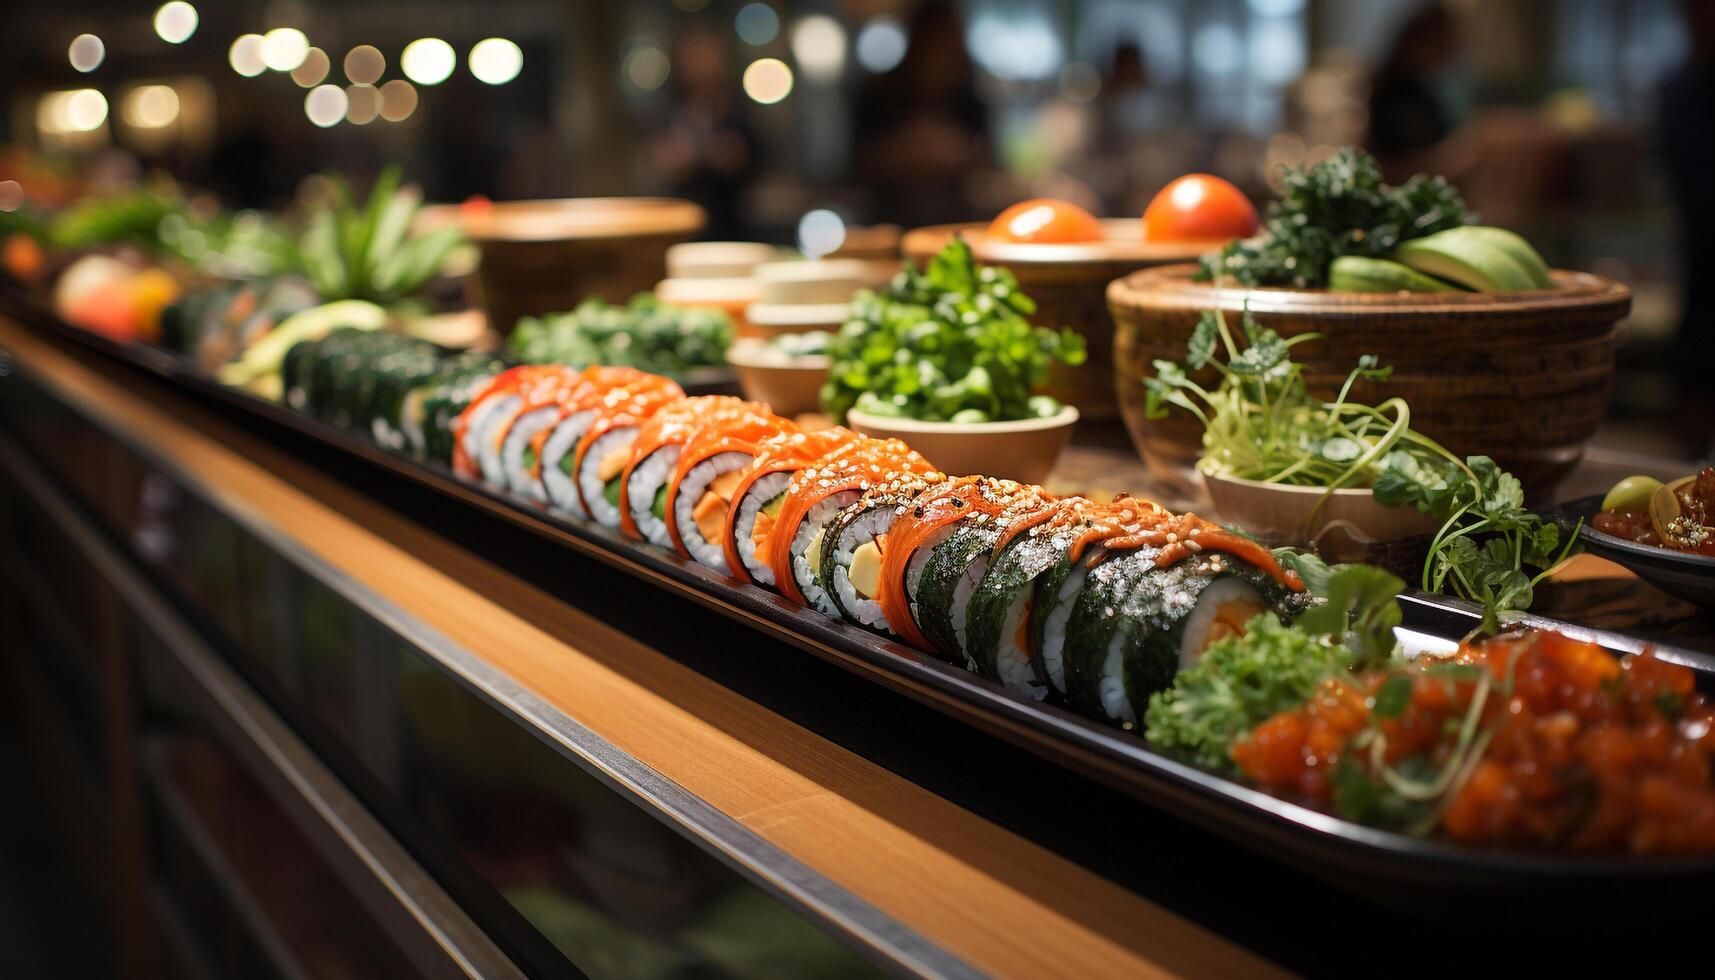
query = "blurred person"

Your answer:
(1366, 1), (1474, 181)
(853, 0), (991, 226)
(649, 23), (758, 239)
(1660, 0), (1715, 454)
